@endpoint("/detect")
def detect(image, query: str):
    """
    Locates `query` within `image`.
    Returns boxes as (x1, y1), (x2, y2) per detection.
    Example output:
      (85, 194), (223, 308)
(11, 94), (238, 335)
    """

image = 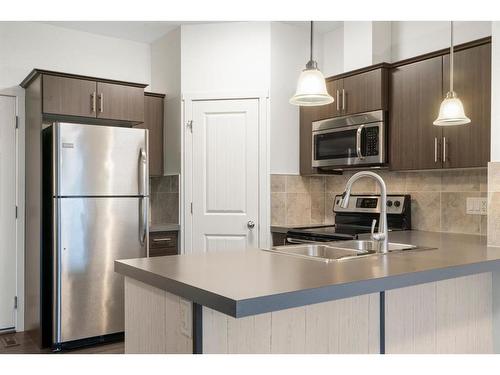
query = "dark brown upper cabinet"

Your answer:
(135, 93), (165, 176)
(21, 69), (147, 124)
(389, 39), (491, 171)
(299, 106), (317, 175)
(390, 56), (444, 171)
(317, 79), (343, 120)
(343, 68), (388, 115)
(441, 43), (491, 168)
(96, 82), (144, 123)
(43, 75), (97, 118)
